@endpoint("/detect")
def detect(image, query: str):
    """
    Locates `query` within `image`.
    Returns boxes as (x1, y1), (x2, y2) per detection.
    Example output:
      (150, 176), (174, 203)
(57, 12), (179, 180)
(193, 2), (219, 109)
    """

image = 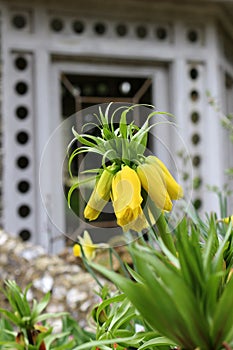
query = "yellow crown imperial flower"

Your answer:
(146, 155), (183, 200)
(136, 161), (173, 211)
(111, 165), (148, 232)
(84, 167), (114, 221)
